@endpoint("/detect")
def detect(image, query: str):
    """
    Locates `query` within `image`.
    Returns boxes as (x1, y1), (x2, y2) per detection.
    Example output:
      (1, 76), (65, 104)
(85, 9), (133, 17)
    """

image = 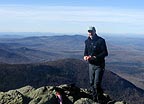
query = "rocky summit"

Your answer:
(0, 84), (126, 104)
